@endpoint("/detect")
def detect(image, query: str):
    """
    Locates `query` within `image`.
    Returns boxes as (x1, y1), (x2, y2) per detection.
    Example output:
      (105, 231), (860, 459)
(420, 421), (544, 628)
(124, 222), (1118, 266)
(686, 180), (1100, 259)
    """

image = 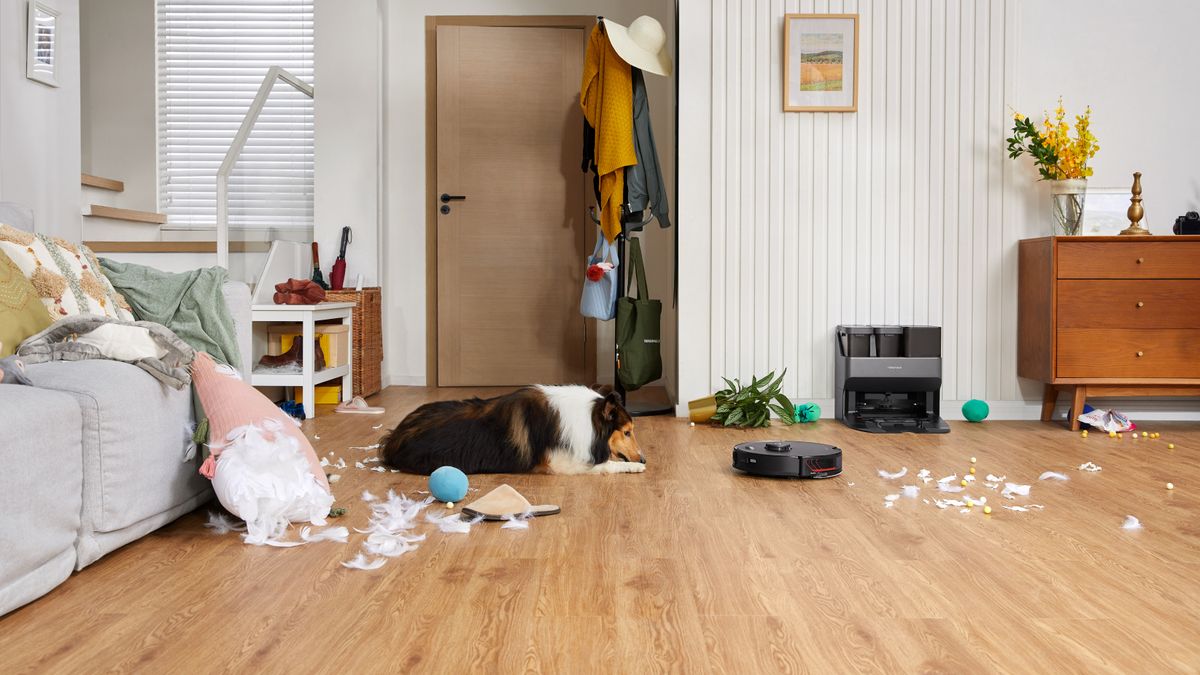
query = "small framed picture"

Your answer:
(1082, 188), (1138, 235)
(783, 14), (858, 112)
(26, 1), (59, 87)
